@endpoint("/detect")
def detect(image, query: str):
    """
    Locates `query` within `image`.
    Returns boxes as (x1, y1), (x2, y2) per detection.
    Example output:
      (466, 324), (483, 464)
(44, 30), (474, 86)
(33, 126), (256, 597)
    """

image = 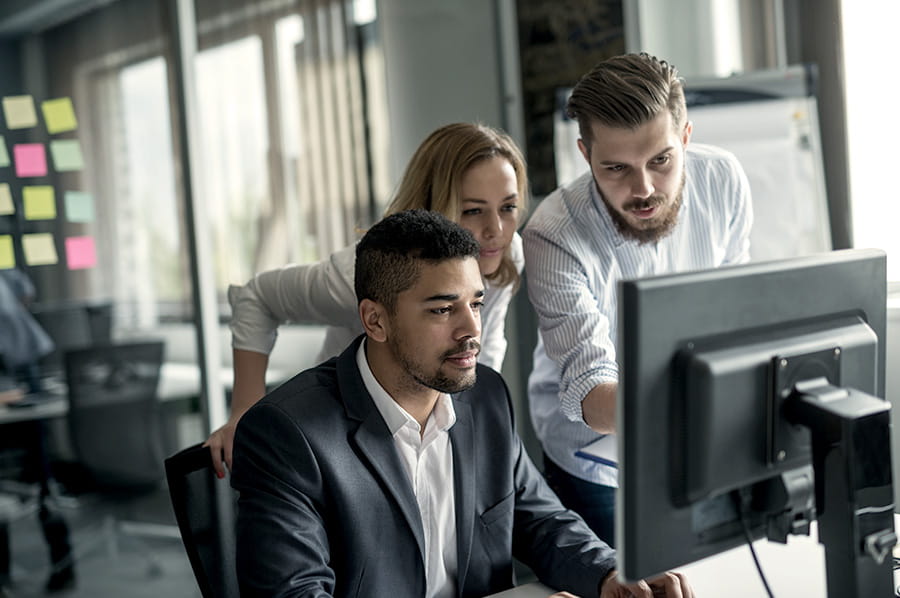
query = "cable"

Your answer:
(733, 490), (775, 598)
